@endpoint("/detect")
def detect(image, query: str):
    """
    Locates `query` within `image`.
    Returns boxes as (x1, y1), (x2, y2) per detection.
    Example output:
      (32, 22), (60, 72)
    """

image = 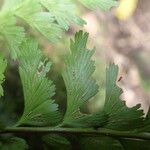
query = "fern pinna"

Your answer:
(0, 0), (150, 150)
